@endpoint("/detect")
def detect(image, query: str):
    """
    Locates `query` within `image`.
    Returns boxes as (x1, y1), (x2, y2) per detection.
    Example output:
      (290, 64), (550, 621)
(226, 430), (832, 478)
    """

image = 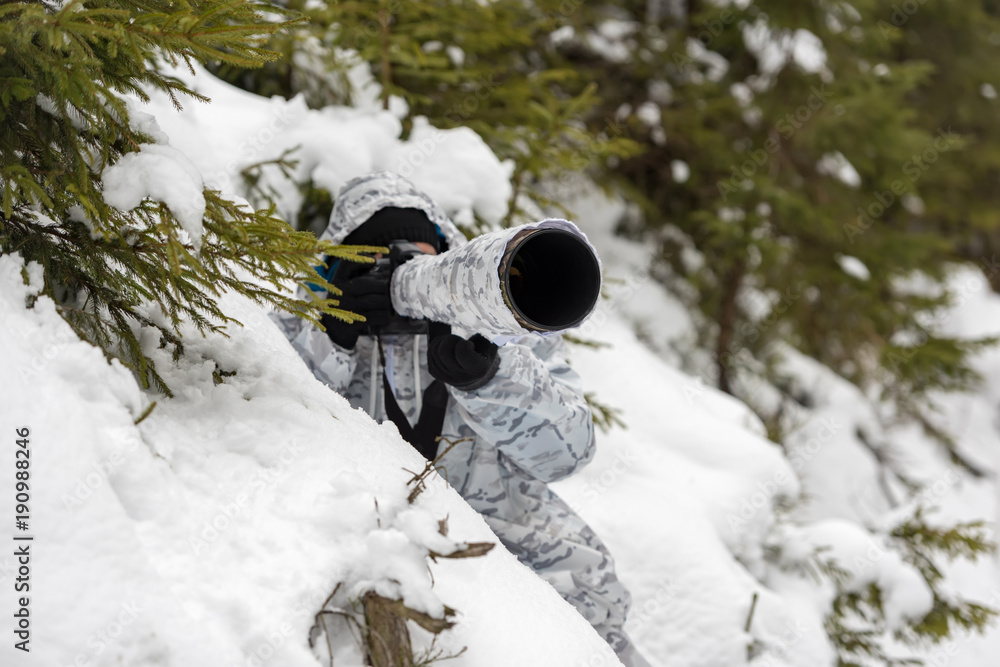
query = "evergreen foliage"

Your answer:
(879, 1), (1000, 292)
(536, 0), (1000, 479)
(210, 0), (642, 230)
(818, 510), (995, 665)
(549, 1), (999, 411)
(0, 0), (367, 393)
